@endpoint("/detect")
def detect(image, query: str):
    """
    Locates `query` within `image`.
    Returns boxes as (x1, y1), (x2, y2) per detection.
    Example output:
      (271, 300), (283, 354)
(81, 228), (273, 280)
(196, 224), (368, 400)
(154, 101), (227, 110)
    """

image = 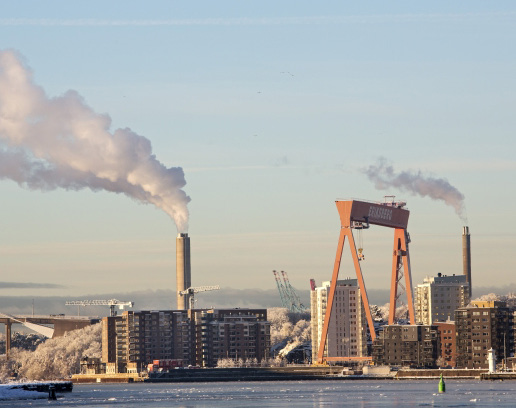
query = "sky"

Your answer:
(0, 1), (515, 313)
